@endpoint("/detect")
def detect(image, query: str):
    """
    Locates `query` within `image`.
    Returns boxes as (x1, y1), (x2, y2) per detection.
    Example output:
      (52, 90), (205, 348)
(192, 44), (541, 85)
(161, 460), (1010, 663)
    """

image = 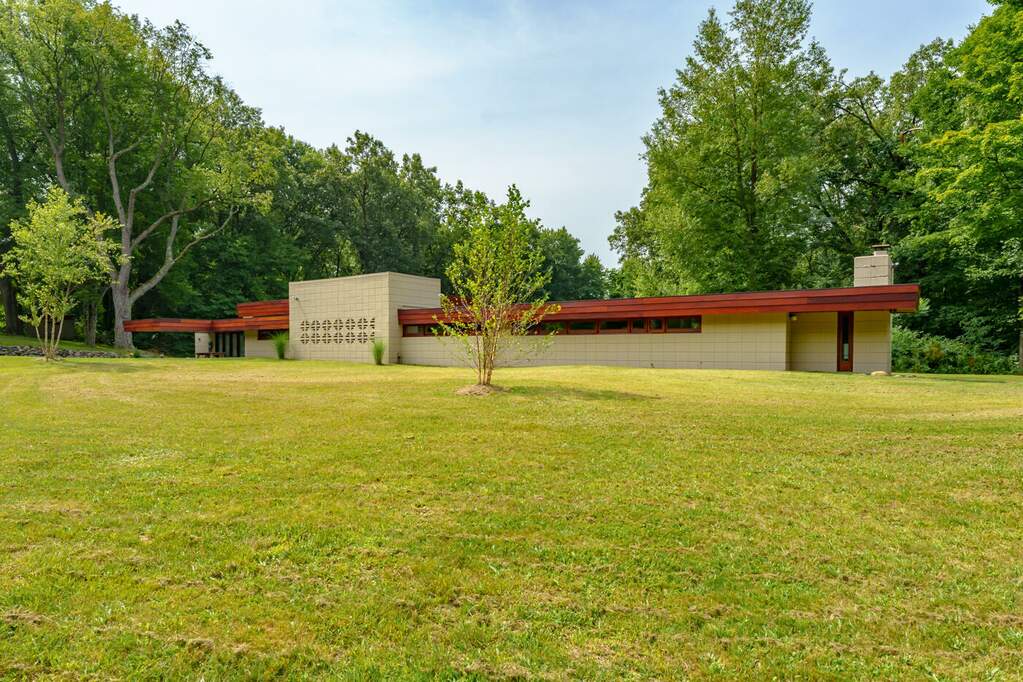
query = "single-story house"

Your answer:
(125, 247), (919, 373)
